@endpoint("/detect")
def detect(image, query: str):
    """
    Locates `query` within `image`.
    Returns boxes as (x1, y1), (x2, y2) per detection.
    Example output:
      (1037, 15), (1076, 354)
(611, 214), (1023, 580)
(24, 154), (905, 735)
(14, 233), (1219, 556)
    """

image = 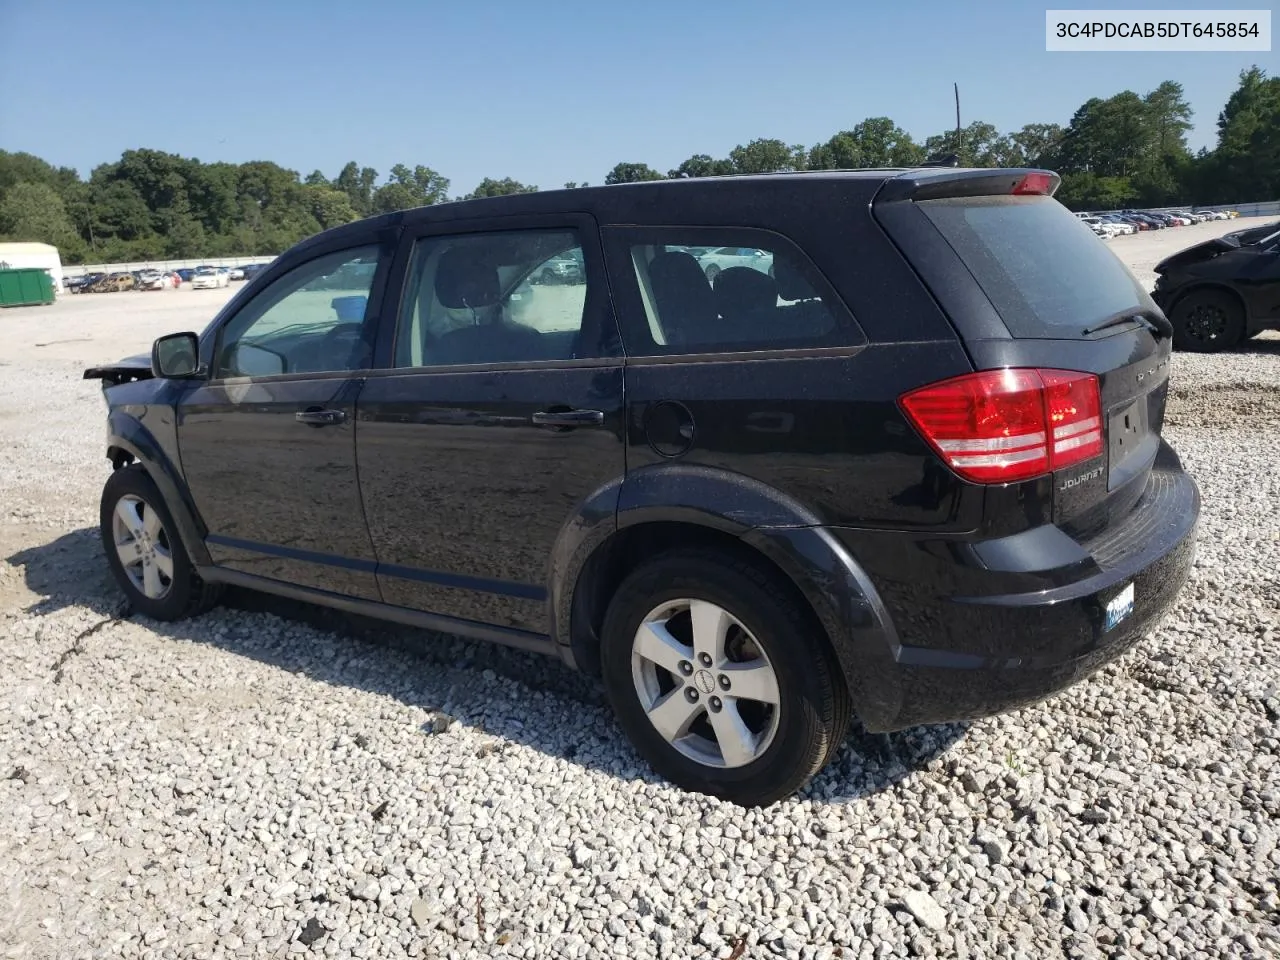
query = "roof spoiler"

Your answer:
(874, 168), (1061, 203)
